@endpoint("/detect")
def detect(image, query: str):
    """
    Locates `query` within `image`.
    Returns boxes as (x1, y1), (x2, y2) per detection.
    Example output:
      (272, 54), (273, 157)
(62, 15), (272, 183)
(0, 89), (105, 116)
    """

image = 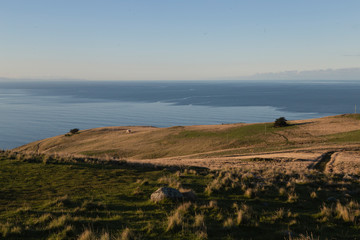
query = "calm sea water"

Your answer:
(0, 80), (359, 149)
